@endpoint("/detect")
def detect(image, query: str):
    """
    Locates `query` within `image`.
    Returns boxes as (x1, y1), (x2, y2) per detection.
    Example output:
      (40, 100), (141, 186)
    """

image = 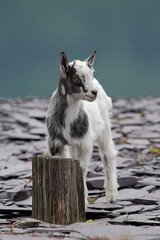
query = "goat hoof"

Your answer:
(106, 191), (117, 204)
(107, 198), (116, 204)
(110, 198), (116, 204)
